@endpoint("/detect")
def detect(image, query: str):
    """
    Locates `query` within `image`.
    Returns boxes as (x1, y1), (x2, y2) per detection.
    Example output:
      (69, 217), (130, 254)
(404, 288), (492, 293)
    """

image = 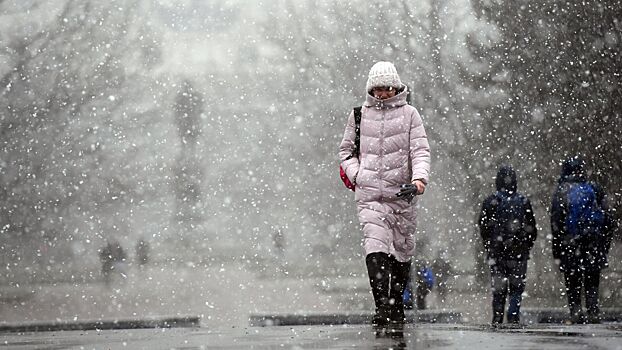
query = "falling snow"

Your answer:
(0, 0), (620, 332)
